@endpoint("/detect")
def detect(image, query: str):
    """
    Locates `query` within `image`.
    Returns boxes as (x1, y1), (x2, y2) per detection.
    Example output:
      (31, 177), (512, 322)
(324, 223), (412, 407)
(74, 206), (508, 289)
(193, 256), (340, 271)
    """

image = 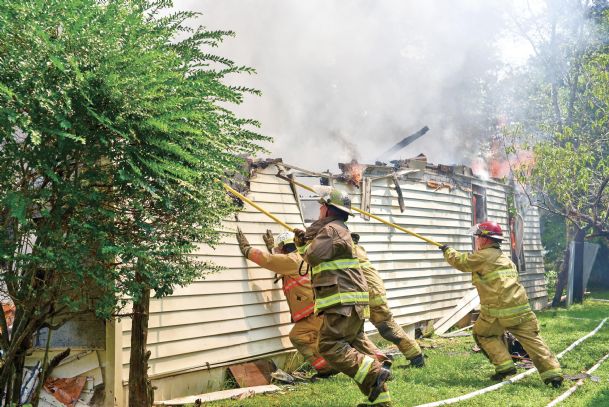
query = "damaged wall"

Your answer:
(118, 165), (304, 402)
(116, 162), (547, 404)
